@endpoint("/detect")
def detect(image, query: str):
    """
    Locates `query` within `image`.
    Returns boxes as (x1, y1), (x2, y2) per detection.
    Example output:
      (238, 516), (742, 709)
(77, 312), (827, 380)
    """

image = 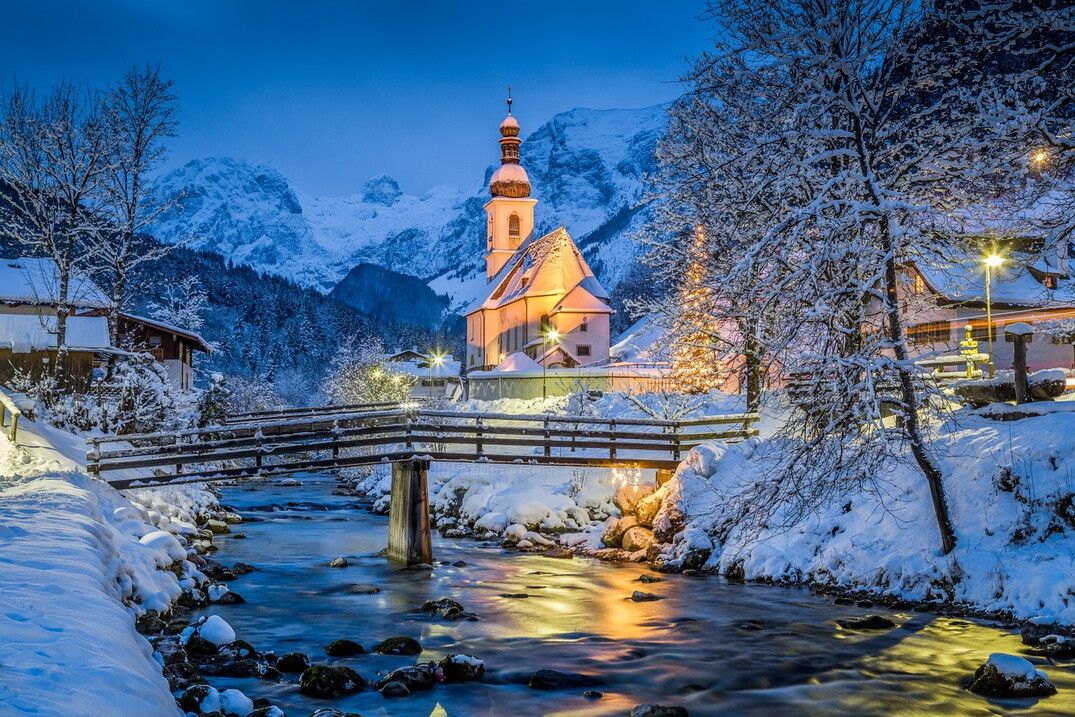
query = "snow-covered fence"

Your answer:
(0, 386), (20, 442)
(86, 407), (759, 489)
